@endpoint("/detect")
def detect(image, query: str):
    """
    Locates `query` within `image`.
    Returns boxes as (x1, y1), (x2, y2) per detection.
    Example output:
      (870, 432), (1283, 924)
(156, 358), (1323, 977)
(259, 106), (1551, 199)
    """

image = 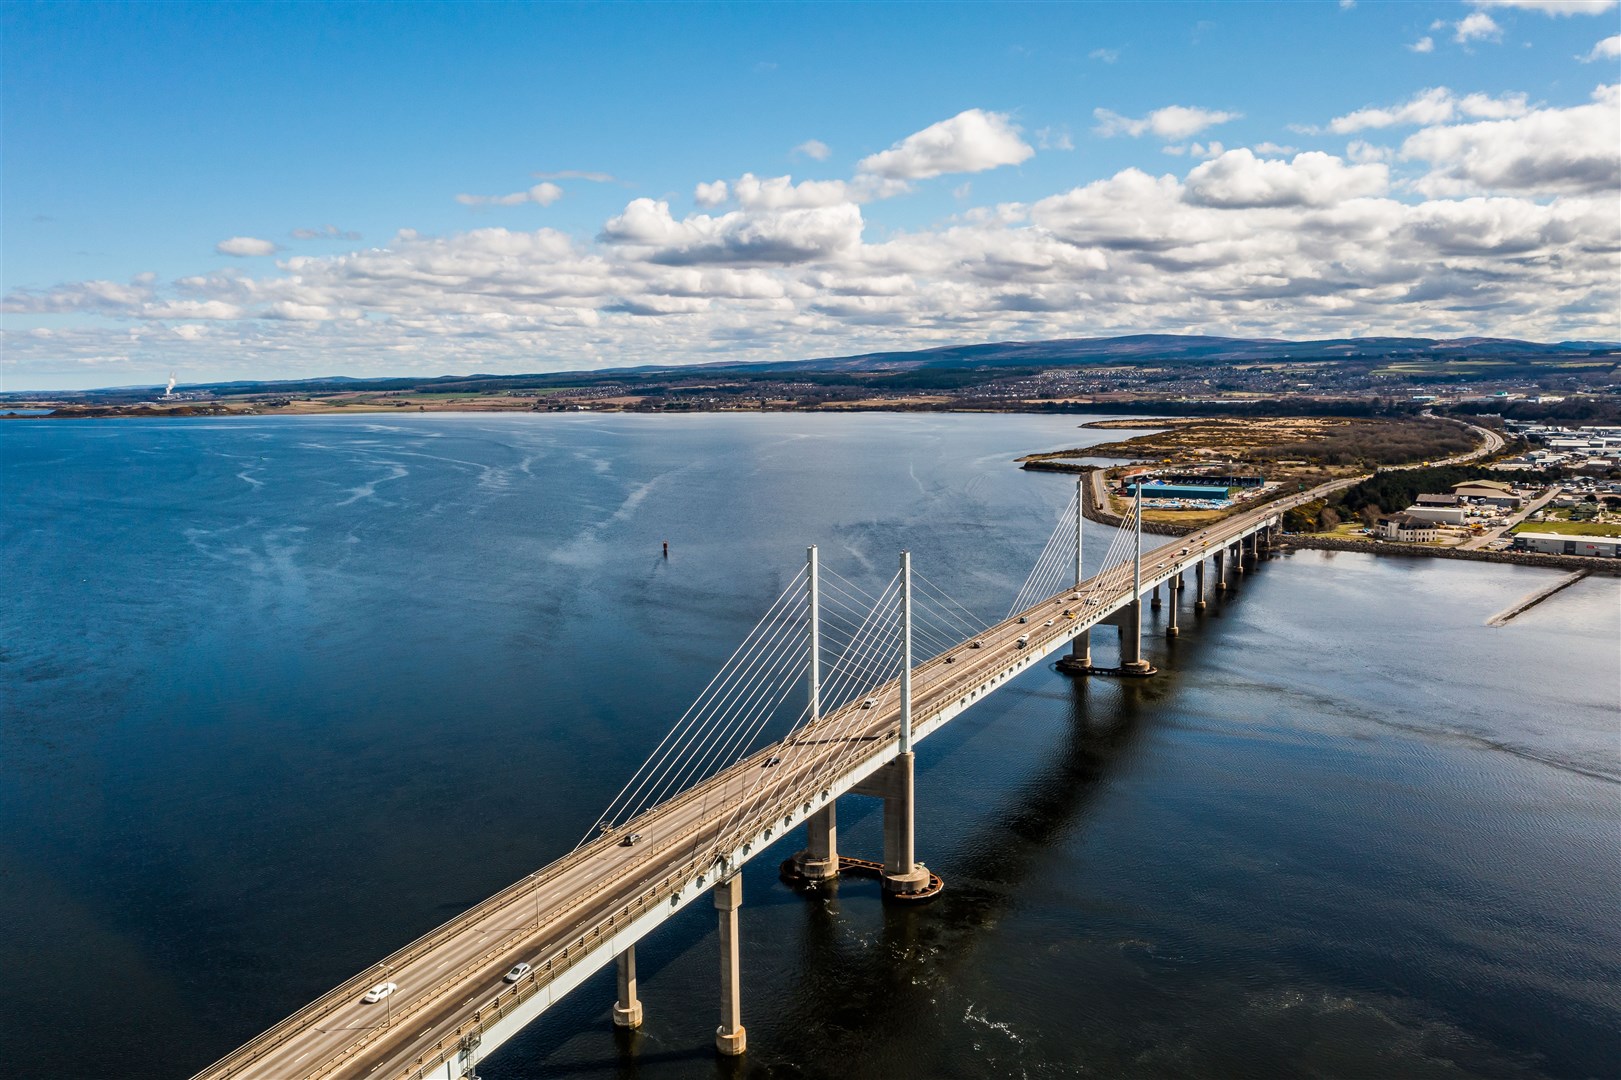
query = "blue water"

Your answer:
(1, 414), (1616, 1079)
